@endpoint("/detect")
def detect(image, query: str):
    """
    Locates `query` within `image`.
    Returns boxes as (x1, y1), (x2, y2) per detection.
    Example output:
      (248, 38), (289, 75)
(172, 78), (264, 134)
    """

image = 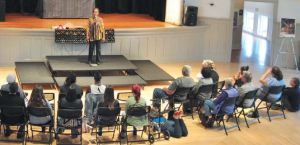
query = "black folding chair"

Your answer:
(0, 106), (28, 145)
(236, 89), (260, 128)
(256, 85), (286, 122)
(163, 87), (192, 113)
(213, 81), (225, 97)
(55, 109), (83, 145)
(91, 107), (121, 145)
(125, 106), (154, 145)
(27, 107), (54, 145)
(215, 96), (241, 136)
